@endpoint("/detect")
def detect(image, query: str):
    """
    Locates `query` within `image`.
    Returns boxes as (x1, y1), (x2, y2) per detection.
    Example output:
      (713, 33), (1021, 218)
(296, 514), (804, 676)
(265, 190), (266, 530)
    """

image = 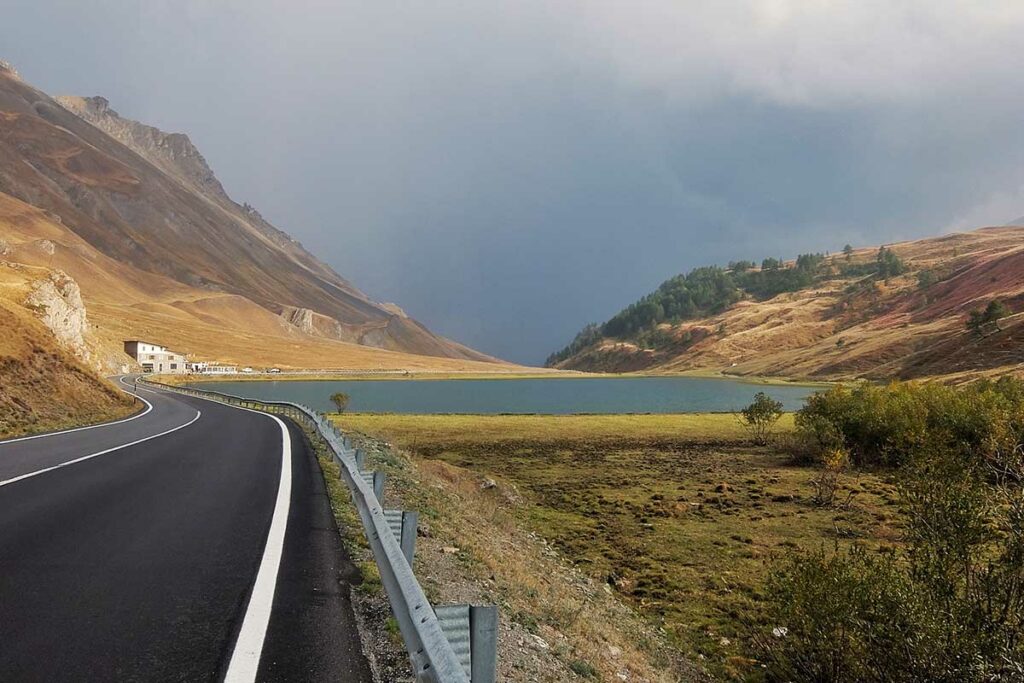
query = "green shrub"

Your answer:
(757, 445), (1024, 682)
(568, 659), (597, 678)
(795, 379), (1024, 468)
(741, 392), (785, 445)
